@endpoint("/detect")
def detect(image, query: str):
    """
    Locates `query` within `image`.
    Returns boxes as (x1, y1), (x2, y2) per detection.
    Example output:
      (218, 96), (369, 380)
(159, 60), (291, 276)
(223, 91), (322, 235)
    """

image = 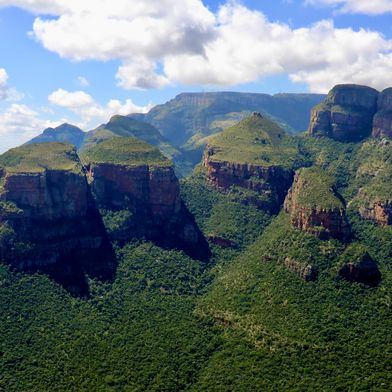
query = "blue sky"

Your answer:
(0, 0), (391, 151)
